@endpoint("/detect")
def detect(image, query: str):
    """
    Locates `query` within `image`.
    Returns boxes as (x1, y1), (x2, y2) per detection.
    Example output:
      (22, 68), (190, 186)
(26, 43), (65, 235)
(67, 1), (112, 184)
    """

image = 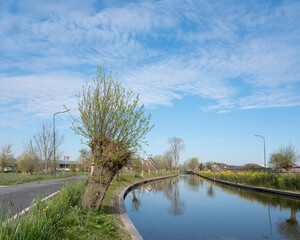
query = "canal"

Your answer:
(124, 174), (300, 240)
